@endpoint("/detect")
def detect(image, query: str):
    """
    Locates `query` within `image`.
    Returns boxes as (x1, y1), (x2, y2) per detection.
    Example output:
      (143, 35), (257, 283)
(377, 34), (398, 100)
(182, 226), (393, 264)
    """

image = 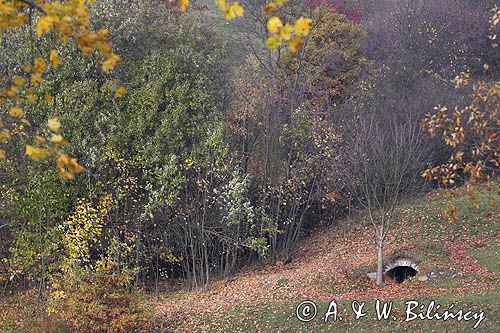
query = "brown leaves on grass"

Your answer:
(155, 190), (498, 331)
